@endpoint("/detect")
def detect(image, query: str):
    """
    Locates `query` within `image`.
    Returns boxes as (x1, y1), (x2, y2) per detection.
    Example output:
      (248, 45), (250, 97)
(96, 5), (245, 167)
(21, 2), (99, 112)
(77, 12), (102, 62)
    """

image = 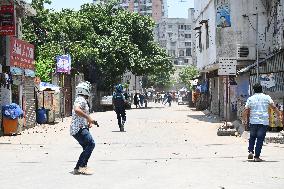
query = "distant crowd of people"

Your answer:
(153, 92), (173, 106)
(133, 92), (148, 108)
(132, 91), (177, 108)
